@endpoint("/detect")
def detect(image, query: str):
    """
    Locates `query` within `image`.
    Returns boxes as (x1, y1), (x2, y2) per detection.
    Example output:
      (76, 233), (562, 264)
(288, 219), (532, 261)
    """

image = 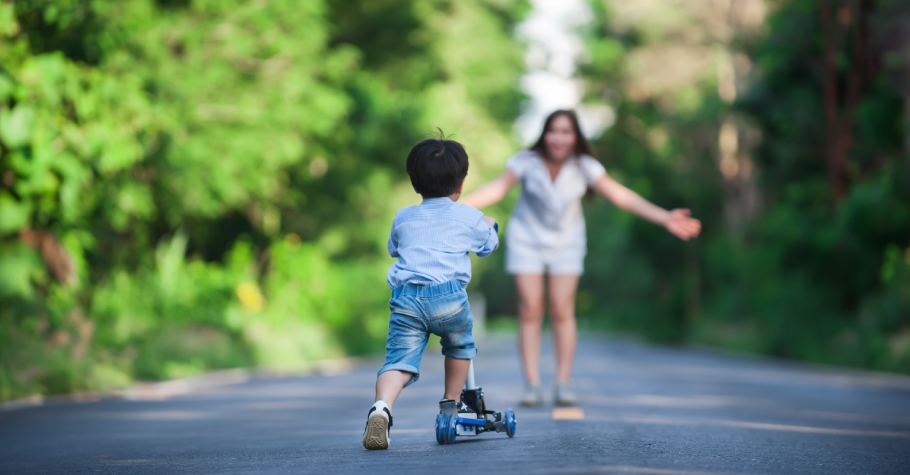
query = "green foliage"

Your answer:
(0, 0), (527, 400)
